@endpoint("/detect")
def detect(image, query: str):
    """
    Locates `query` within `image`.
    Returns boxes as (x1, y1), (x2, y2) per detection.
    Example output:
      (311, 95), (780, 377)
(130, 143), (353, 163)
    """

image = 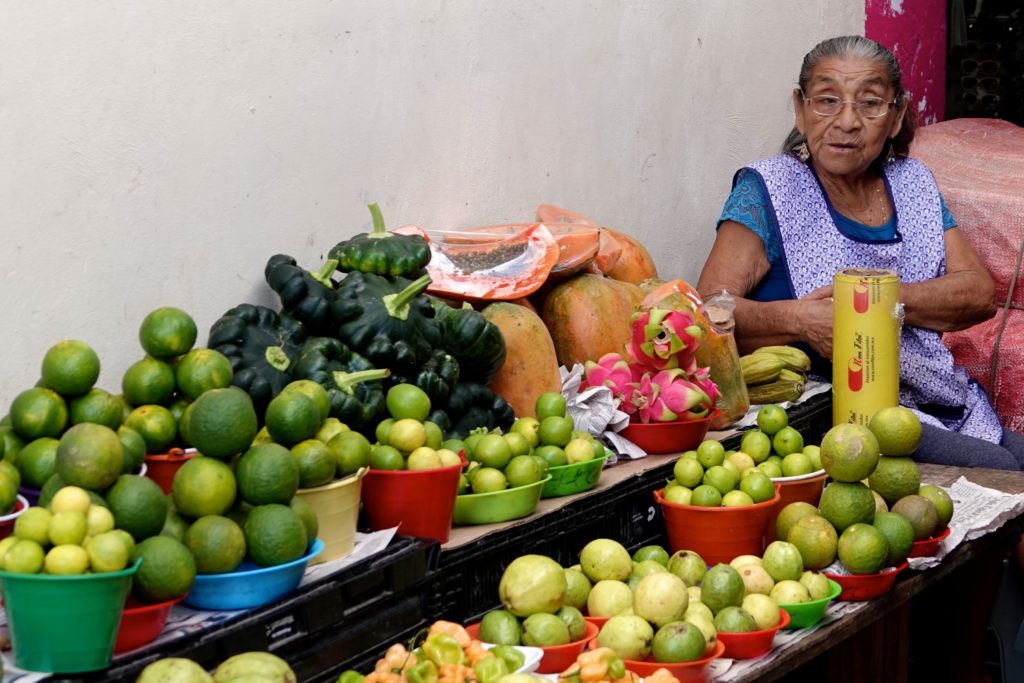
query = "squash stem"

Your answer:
(265, 345), (290, 372)
(331, 368), (391, 395)
(310, 258), (338, 287)
(366, 202), (389, 239)
(383, 273), (433, 320)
